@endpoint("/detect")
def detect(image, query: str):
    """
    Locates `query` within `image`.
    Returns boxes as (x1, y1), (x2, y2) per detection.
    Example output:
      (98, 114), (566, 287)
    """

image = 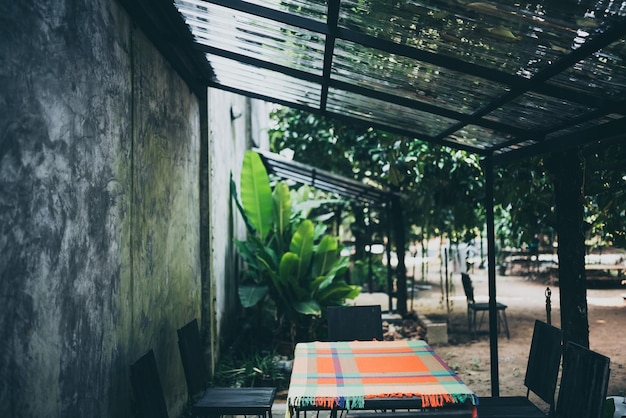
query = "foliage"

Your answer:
(232, 150), (360, 343)
(579, 143), (626, 248)
(211, 348), (289, 391)
(269, 106), (626, 264)
(269, 107), (486, 244)
(494, 143), (626, 251)
(493, 157), (555, 248)
(351, 259), (388, 292)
